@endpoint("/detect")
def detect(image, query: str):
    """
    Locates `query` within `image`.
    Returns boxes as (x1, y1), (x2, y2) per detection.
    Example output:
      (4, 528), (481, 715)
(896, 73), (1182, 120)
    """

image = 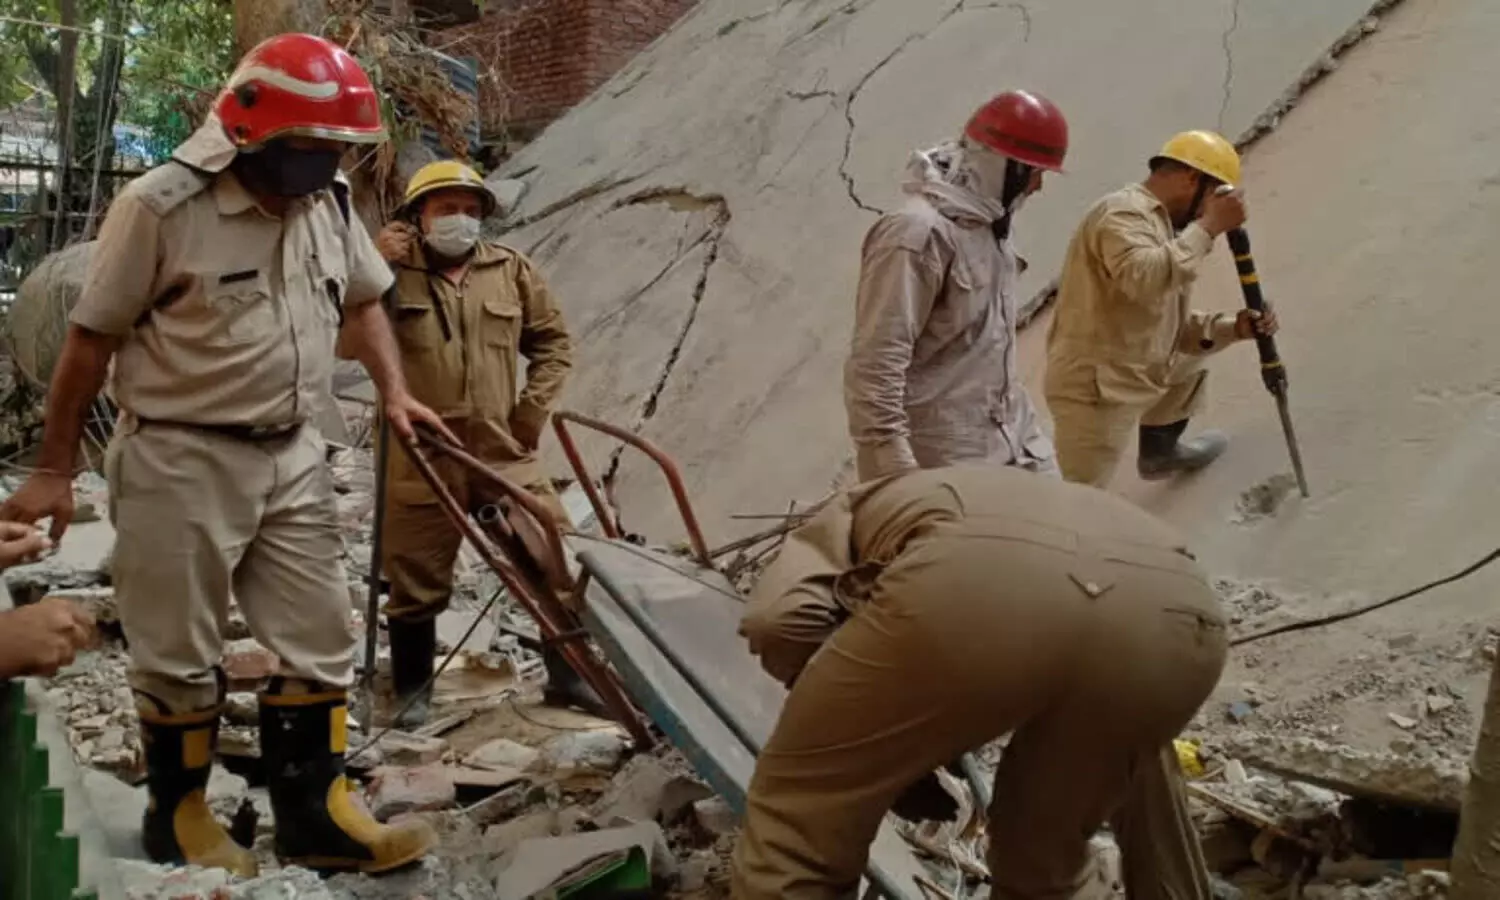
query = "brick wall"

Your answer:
(452, 0), (698, 136)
